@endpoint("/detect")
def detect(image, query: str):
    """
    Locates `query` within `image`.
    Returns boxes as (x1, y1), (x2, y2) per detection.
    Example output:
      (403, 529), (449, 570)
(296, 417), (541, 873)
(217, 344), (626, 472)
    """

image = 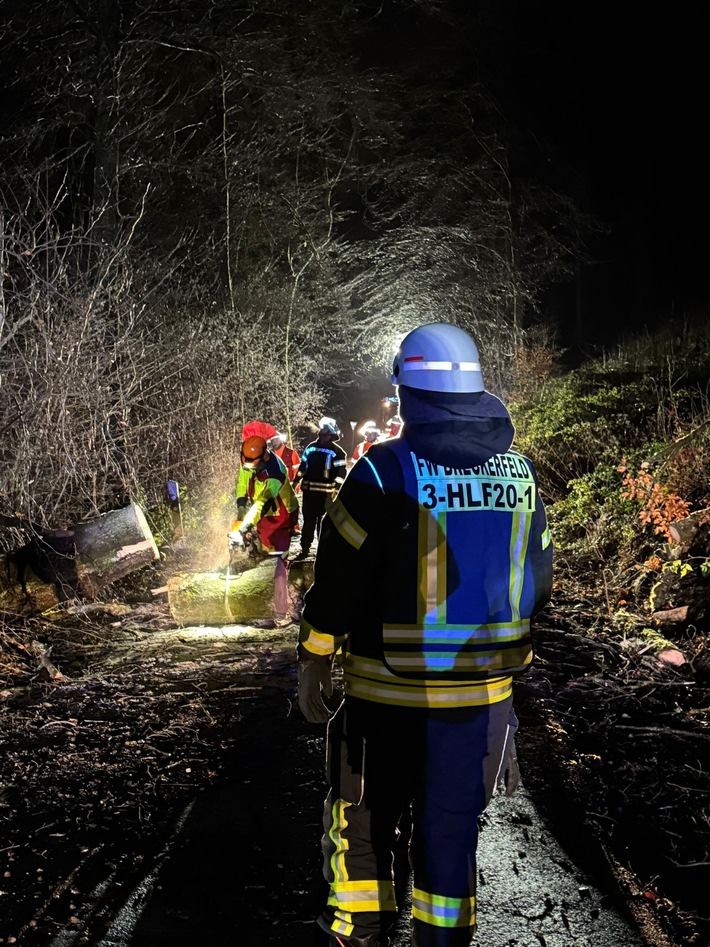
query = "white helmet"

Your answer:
(391, 323), (484, 393)
(318, 416), (341, 437)
(359, 420), (380, 438)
